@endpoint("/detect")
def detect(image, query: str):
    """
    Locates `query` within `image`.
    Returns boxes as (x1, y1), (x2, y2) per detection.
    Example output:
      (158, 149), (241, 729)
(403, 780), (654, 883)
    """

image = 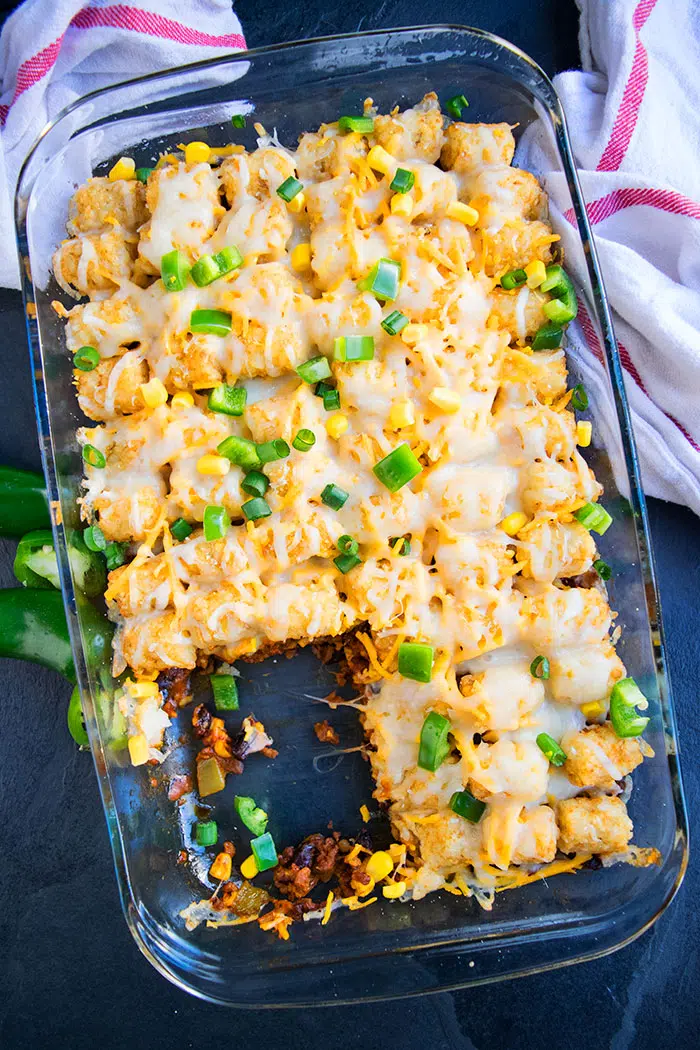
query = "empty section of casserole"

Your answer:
(53, 93), (657, 920)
